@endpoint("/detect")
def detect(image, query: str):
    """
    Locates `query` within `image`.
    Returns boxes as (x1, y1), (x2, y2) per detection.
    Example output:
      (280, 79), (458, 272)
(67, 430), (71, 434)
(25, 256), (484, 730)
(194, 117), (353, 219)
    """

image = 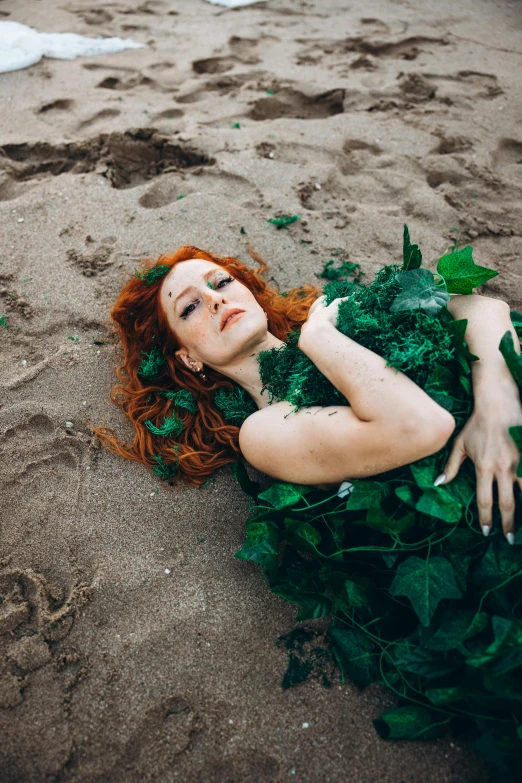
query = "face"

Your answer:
(159, 259), (268, 372)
